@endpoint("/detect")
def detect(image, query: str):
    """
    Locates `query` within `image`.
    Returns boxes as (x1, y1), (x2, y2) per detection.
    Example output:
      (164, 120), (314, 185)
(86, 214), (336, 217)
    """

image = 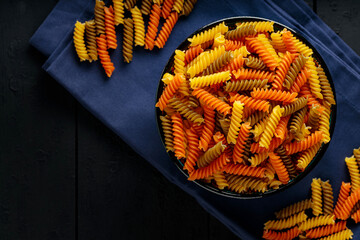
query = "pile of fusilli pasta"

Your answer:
(73, 0), (197, 77)
(263, 147), (360, 239)
(156, 20), (336, 194)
